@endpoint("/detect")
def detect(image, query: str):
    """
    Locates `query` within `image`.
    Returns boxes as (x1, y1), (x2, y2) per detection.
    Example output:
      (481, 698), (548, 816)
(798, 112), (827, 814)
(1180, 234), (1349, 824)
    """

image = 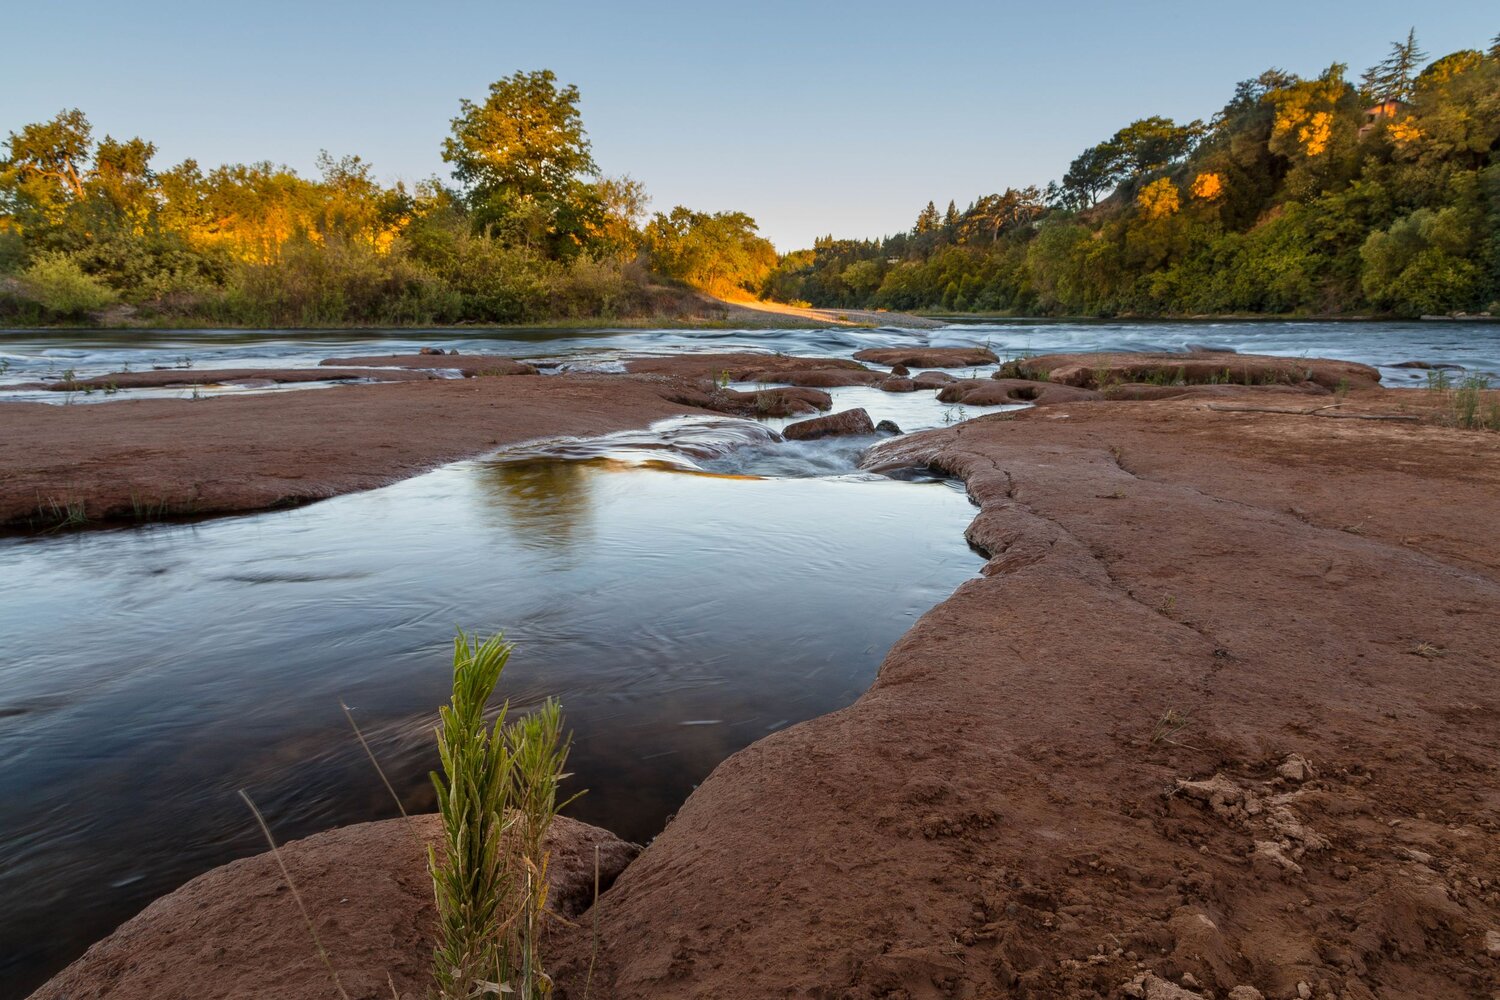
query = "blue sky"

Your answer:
(1, 1), (1493, 249)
